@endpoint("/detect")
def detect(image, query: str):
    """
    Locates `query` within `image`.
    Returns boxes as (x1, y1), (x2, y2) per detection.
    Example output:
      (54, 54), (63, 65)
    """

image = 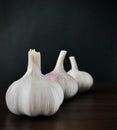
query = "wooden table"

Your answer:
(0, 82), (117, 130)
